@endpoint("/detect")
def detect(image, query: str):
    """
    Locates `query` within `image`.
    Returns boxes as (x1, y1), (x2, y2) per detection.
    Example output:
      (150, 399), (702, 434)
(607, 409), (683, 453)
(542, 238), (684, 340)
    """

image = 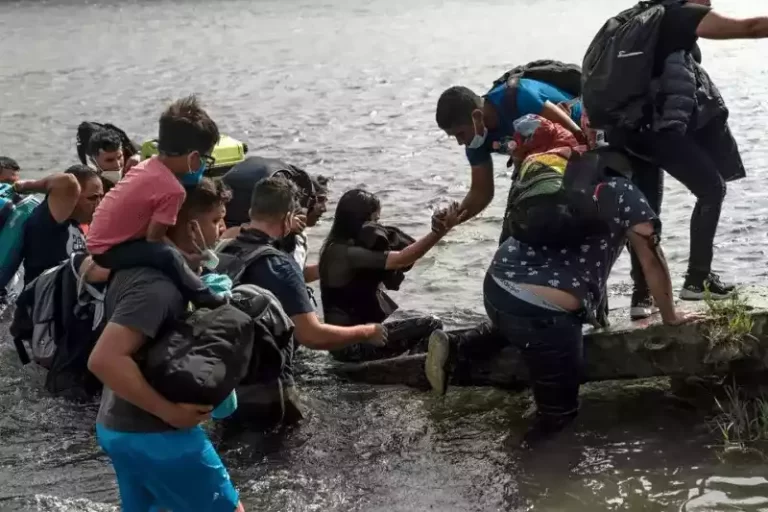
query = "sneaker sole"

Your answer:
(425, 331), (450, 396)
(630, 306), (659, 320)
(679, 289), (733, 301)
